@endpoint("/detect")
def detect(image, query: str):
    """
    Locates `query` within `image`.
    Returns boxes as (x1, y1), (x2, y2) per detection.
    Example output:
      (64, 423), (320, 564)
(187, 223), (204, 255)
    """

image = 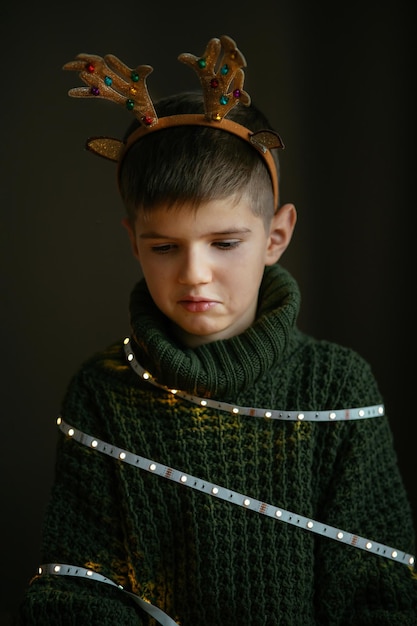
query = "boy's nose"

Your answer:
(178, 249), (211, 285)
